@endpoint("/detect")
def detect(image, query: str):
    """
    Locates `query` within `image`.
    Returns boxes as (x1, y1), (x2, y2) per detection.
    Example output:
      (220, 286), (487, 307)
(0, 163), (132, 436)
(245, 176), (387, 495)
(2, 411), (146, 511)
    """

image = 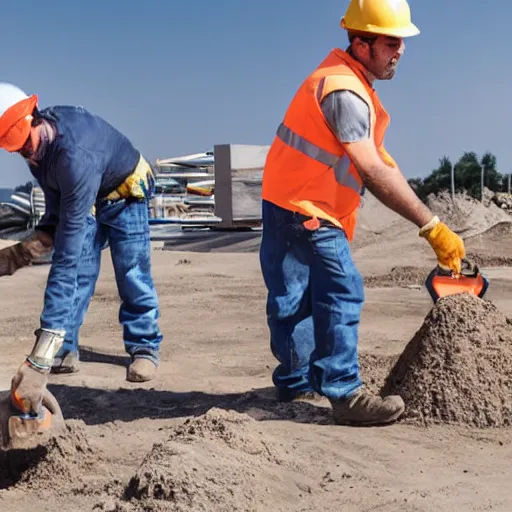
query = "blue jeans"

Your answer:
(259, 200), (364, 400)
(57, 198), (163, 365)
